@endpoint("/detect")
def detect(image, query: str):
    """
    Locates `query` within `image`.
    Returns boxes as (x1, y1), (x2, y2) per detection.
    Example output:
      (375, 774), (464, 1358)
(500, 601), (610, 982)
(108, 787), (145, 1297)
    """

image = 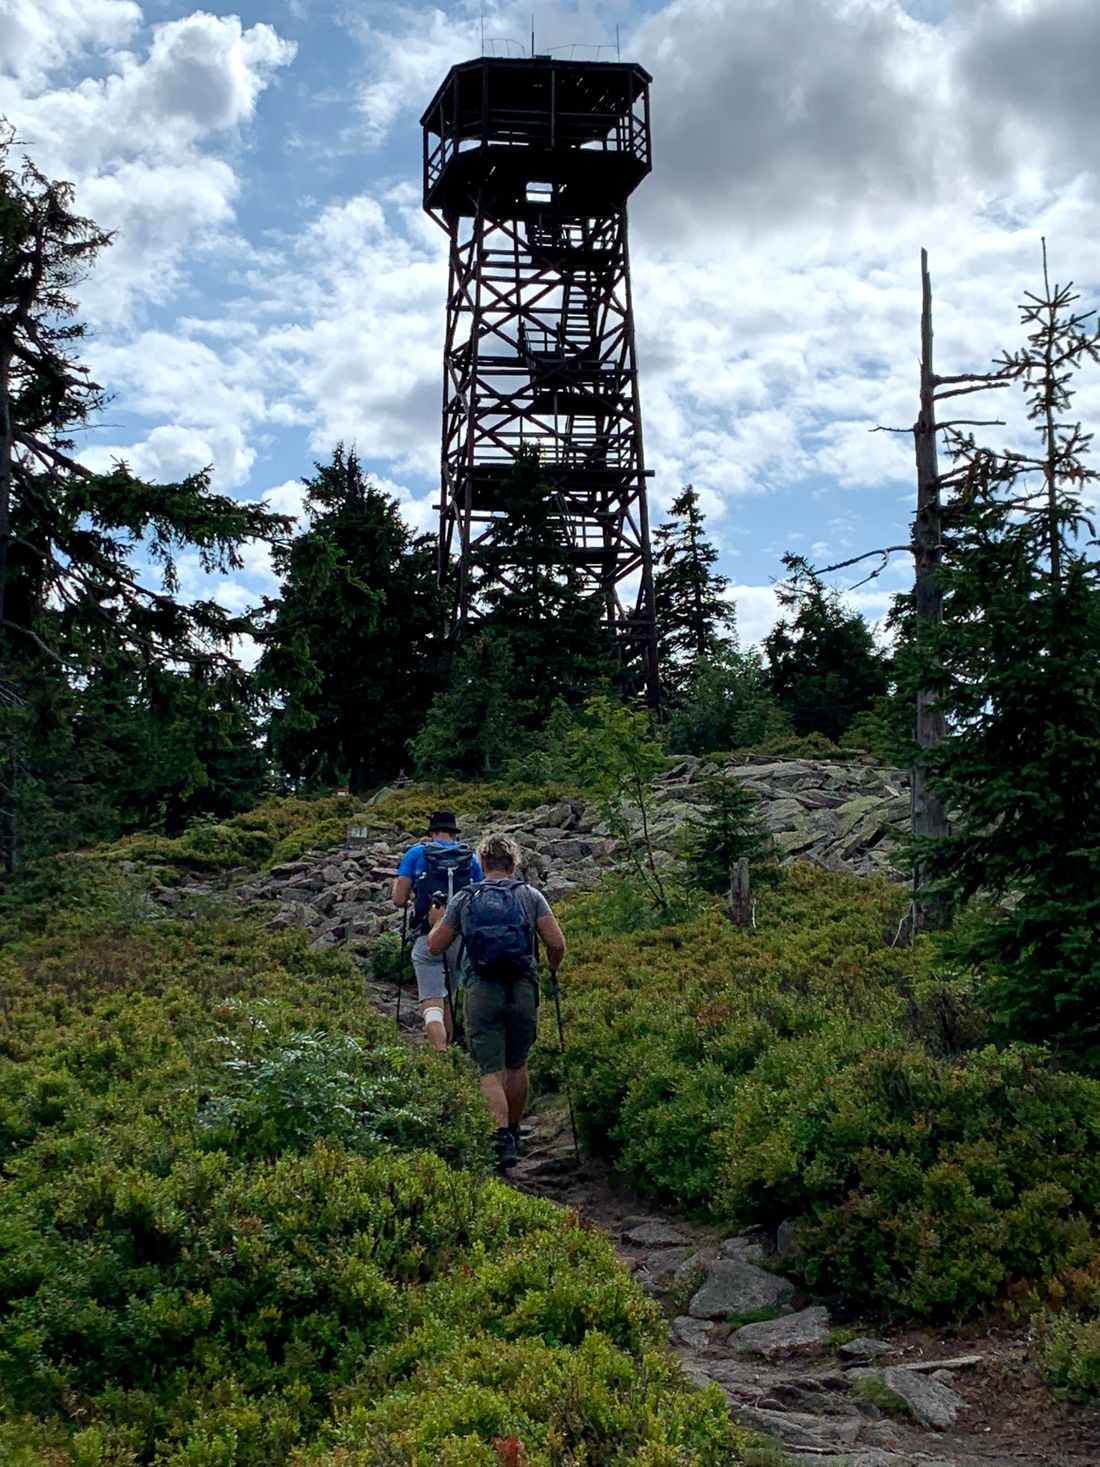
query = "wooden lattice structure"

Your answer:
(421, 56), (659, 695)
